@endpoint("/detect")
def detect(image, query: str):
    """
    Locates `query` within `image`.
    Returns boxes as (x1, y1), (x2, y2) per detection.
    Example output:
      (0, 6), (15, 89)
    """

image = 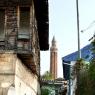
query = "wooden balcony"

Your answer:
(17, 32), (30, 41)
(17, 53), (37, 74)
(0, 37), (32, 54)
